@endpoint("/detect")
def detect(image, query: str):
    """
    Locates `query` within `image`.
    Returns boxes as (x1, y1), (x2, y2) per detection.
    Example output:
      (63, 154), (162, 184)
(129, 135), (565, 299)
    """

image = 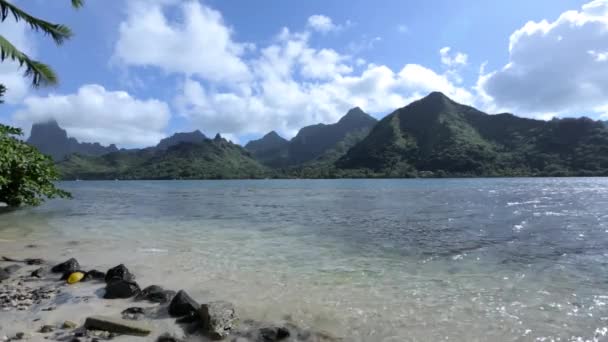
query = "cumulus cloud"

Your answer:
(440, 47), (468, 67)
(13, 85), (170, 147)
(478, 0), (608, 117)
(175, 35), (473, 138)
(113, 0), (471, 139)
(307, 15), (340, 33)
(113, 0), (251, 84)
